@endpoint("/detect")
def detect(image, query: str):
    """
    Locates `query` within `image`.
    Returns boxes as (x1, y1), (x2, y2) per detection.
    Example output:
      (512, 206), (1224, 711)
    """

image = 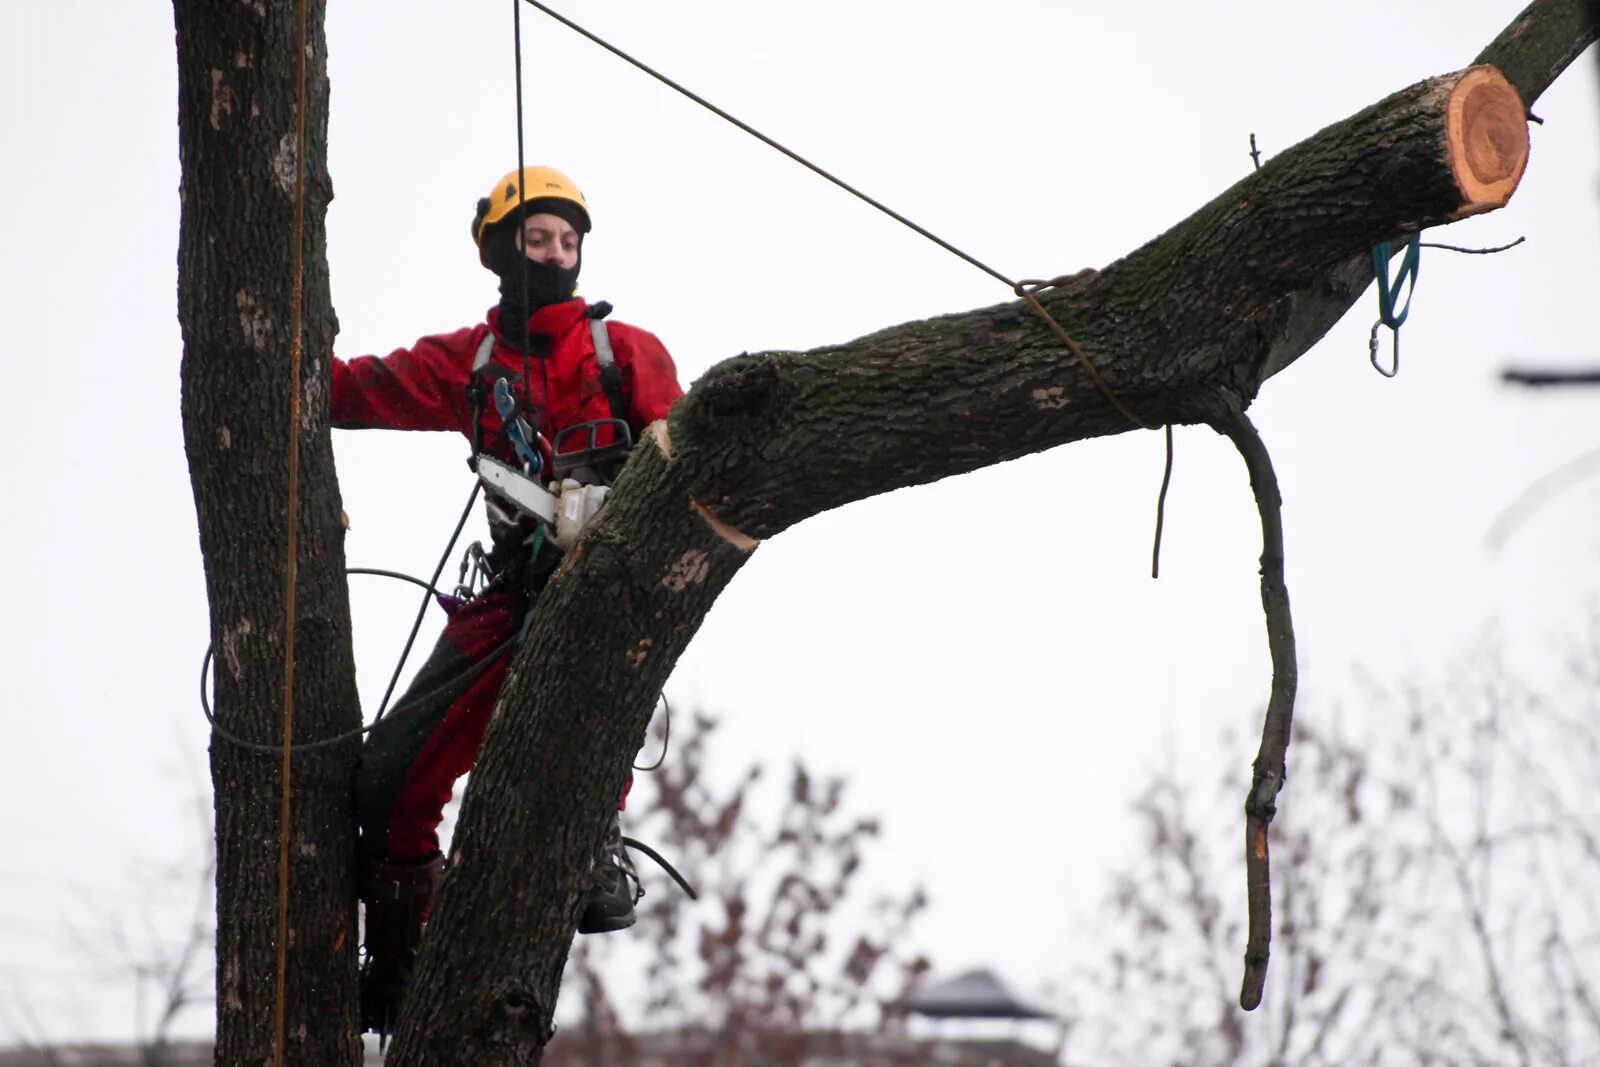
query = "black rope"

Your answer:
(515, 0), (1149, 435)
(1150, 423), (1175, 578)
(516, 0), (1015, 289)
(622, 835), (698, 900)
(201, 626), (516, 755)
(632, 694), (673, 772)
(510, 0), (552, 428)
(346, 567), (448, 597)
(375, 481), (482, 720)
